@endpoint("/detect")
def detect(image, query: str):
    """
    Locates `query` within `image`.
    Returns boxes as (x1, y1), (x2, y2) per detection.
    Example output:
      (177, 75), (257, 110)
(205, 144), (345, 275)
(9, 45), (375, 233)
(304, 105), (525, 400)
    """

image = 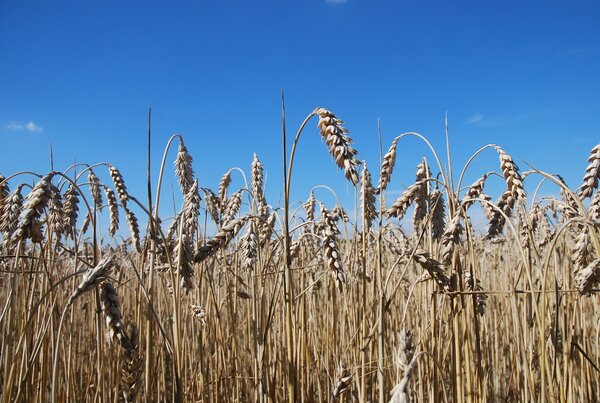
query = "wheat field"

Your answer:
(1, 107), (599, 402)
